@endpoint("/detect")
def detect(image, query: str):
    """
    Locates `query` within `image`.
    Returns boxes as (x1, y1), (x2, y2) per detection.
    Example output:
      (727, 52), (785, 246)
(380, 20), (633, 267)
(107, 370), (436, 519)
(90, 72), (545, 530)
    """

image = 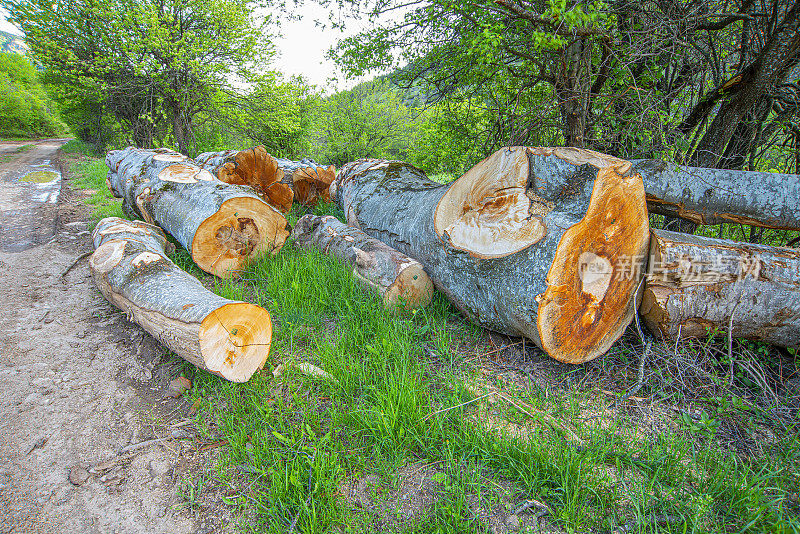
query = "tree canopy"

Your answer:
(3, 0), (268, 153)
(331, 0), (800, 172)
(0, 51), (67, 138)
